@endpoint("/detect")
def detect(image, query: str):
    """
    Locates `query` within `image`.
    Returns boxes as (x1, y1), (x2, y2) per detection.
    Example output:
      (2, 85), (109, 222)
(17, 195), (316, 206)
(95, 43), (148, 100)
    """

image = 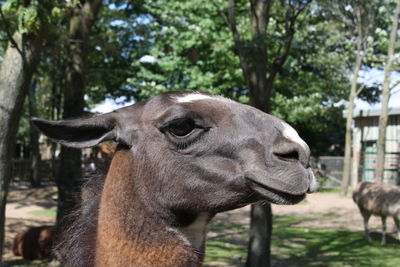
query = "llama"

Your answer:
(353, 181), (400, 245)
(12, 226), (55, 260)
(33, 91), (317, 267)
